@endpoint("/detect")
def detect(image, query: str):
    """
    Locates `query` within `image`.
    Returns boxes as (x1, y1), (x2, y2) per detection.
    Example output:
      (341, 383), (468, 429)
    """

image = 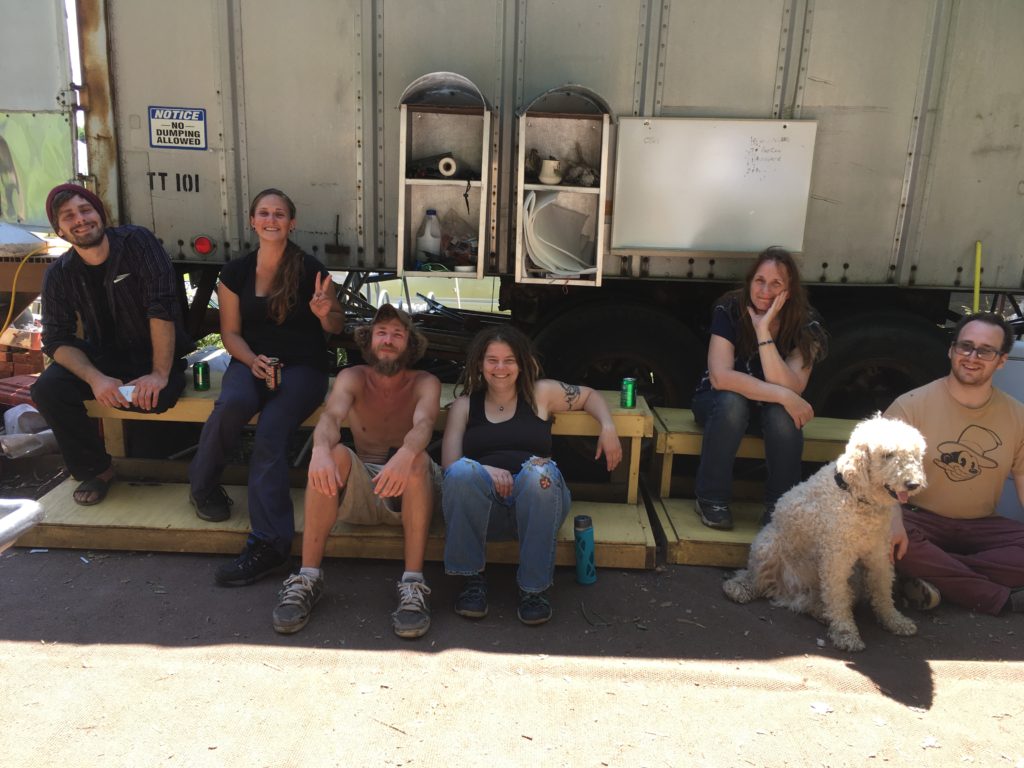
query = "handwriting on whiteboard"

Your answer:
(745, 135), (789, 179)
